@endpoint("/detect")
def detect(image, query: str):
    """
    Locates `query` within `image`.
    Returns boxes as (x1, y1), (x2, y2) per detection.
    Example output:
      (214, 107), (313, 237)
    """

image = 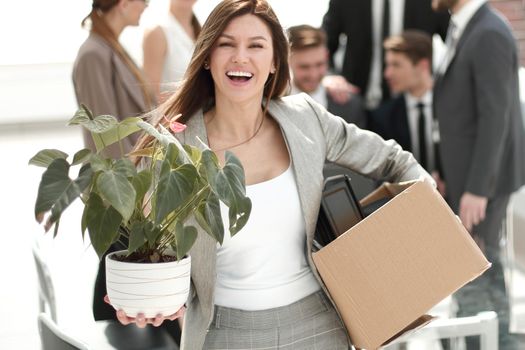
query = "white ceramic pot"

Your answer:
(105, 250), (191, 318)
